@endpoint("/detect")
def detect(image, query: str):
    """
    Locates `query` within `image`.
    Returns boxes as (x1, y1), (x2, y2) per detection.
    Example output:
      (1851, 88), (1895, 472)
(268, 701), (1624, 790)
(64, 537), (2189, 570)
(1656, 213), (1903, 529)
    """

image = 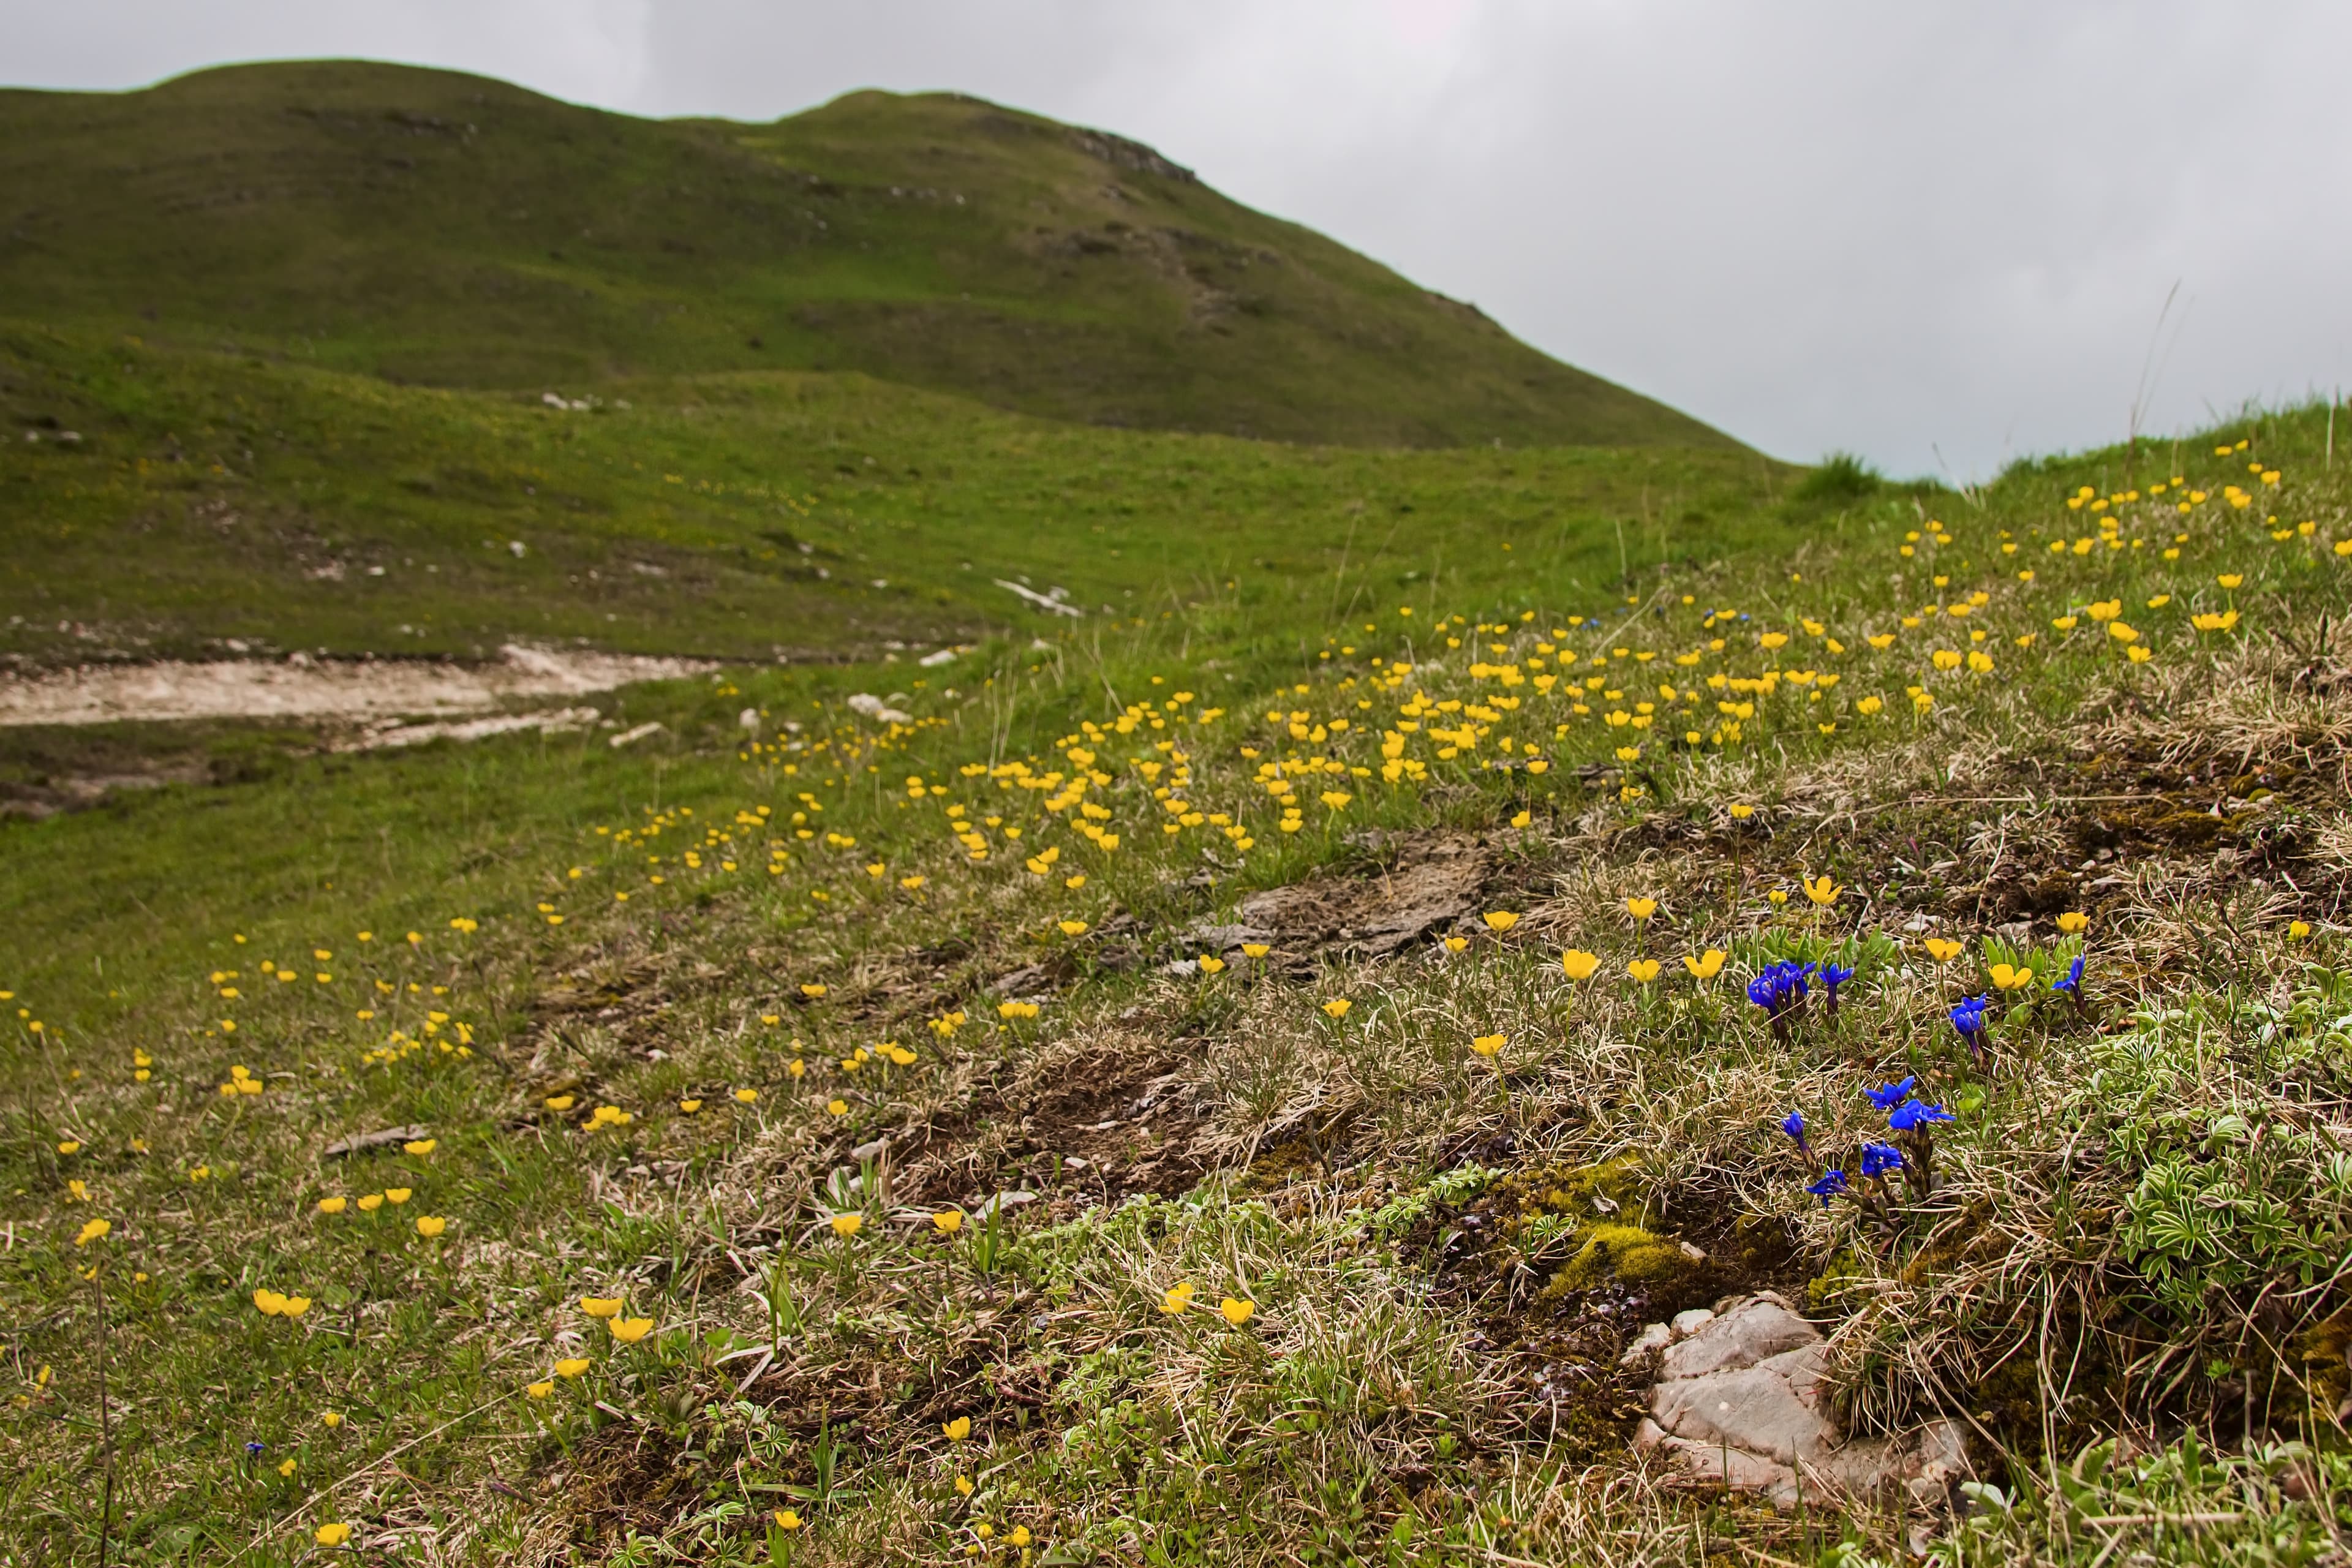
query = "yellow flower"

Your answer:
(315, 1523), (352, 1548)
(829, 1212), (864, 1238)
(1923, 937), (1965, 963)
(1057, 919), (1088, 937)
(555, 1357), (591, 1379)
(2107, 621), (2139, 643)
(254, 1288), (289, 1316)
(1561, 949), (1601, 980)
(2052, 616), (2079, 631)
(734, 1088), (759, 1104)
(679, 1099), (703, 1114)
(1482, 910), (1519, 932)
(2056, 911), (2089, 933)
(527, 1380), (554, 1399)
(1768, 888), (1790, 905)
(774, 1510), (803, 1532)
(1802, 875), (1840, 907)
(317, 1196), (347, 1215)
(1160, 1281), (1196, 1315)
(1443, 936), (1468, 952)
(933, 1210), (965, 1234)
(1988, 962), (2032, 992)
(956, 1475), (976, 1497)
(1219, 1297), (1256, 1326)
(1321, 998), (1351, 1019)
(1624, 897), (1658, 921)
(827, 1099), (849, 1116)
(415, 1216), (447, 1238)
(1470, 1033), (1505, 1057)
(800, 983), (828, 999)
(1242, 943), (1270, 959)
(580, 1295), (624, 1318)
(385, 1188), (412, 1205)
(356, 1193), (384, 1212)
(2218, 573), (2243, 589)
(74, 1218), (110, 1247)
(608, 1317), (655, 1344)
(322, 1411), (343, 1428)
(1728, 804), (1754, 820)
(1011, 1526), (1033, 1548)
(279, 1457), (298, 1477)
(1197, 955), (1226, 974)
(1627, 958), (1662, 983)
(57, 1140), (80, 1156)
(2290, 920), (2313, 940)
(283, 1295), (313, 1317)
(1856, 695), (1883, 716)
(944, 1415), (973, 1440)
(402, 1139), (436, 1157)
(1683, 949), (1725, 980)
